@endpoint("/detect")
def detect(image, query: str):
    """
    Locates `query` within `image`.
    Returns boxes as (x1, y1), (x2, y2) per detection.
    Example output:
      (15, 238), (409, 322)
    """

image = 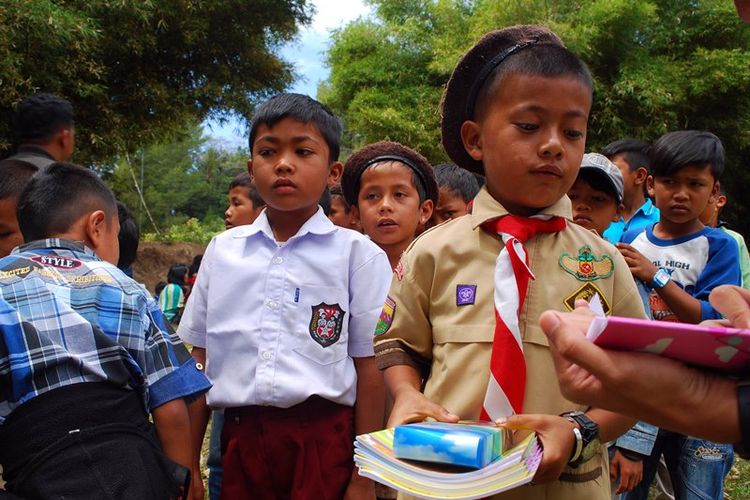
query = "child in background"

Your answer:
(159, 264), (188, 323)
(617, 131), (740, 500)
(224, 173), (265, 229)
(179, 93), (391, 499)
(374, 25), (646, 499)
(341, 141), (438, 269)
(328, 183), (360, 231)
(0, 159), (37, 257)
(429, 162), (480, 226)
(699, 185), (750, 289)
(601, 139), (659, 243)
(0, 162), (209, 499)
(568, 153), (624, 236)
